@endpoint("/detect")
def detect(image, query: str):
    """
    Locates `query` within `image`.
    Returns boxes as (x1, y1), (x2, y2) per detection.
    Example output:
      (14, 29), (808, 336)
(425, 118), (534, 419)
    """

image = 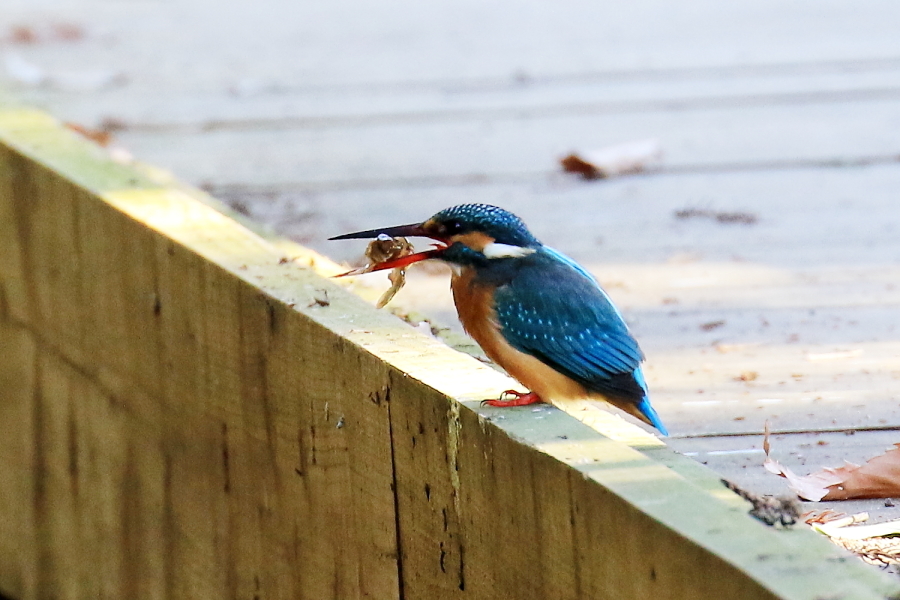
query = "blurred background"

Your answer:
(3, 0), (900, 500)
